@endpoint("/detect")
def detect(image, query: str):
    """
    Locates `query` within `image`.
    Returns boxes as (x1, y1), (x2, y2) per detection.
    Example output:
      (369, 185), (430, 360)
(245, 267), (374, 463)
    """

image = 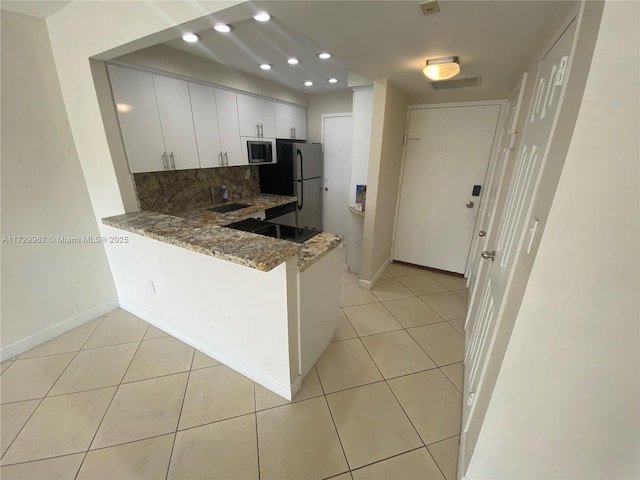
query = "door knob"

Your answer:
(478, 230), (486, 237)
(324, 187), (328, 191)
(481, 250), (496, 261)
(466, 201), (474, 208)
